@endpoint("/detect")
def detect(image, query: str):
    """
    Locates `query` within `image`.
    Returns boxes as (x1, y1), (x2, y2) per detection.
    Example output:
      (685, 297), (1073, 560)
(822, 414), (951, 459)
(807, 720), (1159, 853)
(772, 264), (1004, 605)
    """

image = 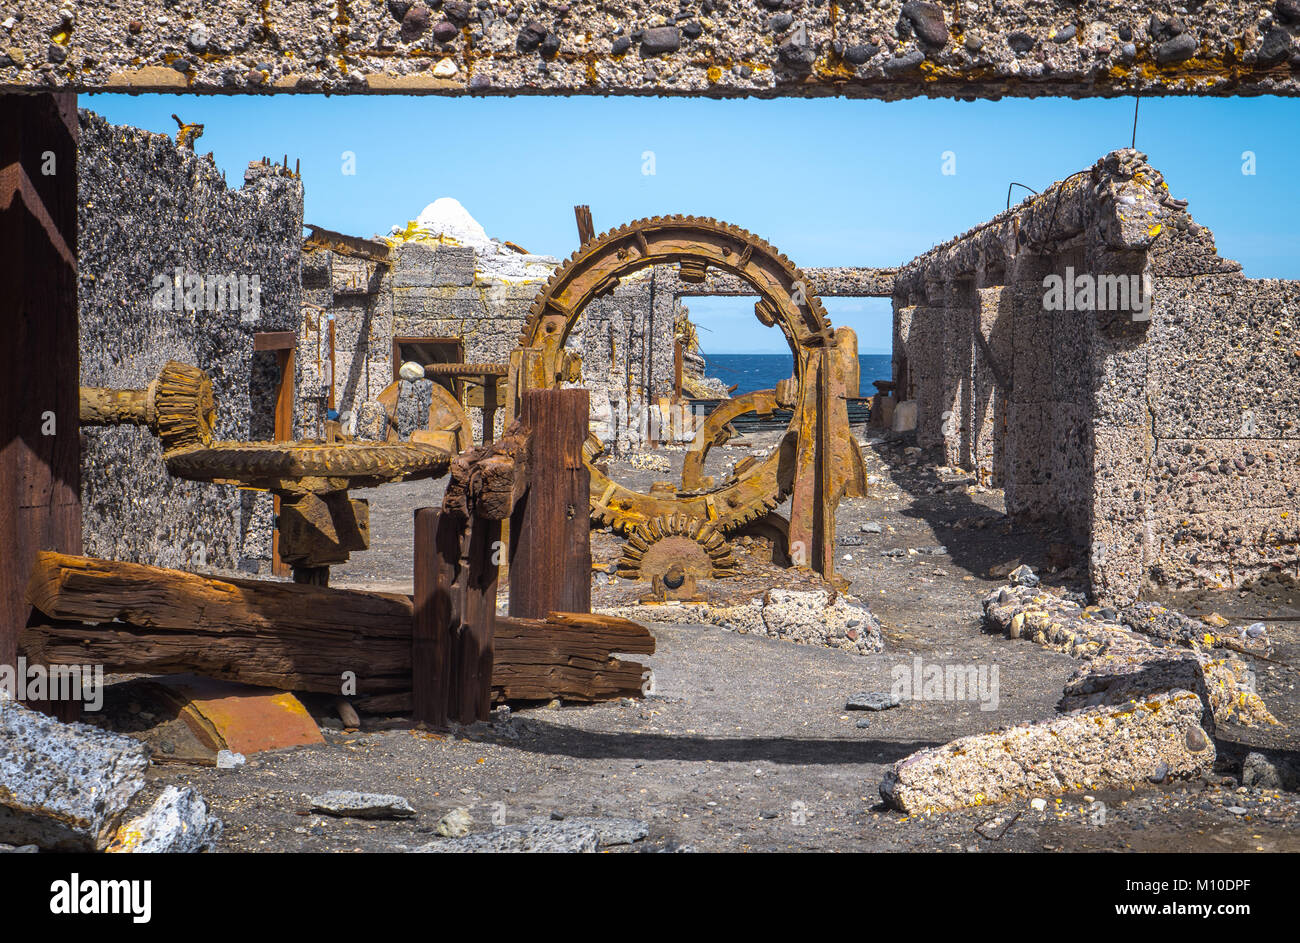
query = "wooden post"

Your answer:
(0, 93), (81, 720)
(481, 375), (498, 446)
(574, 204), (594, 245)
(413, 507), (500, 726)
(673, 339), (683, 398)
(509, 389), (591, 618)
